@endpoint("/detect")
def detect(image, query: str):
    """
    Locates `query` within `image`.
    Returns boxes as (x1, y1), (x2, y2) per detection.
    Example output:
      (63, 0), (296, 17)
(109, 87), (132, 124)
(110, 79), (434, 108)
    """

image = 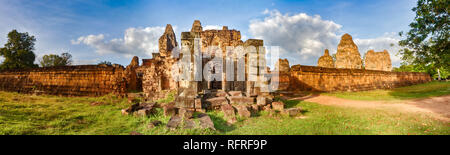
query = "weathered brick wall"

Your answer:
(288, 65), (432, 92)
(0, 65), (128, 96)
